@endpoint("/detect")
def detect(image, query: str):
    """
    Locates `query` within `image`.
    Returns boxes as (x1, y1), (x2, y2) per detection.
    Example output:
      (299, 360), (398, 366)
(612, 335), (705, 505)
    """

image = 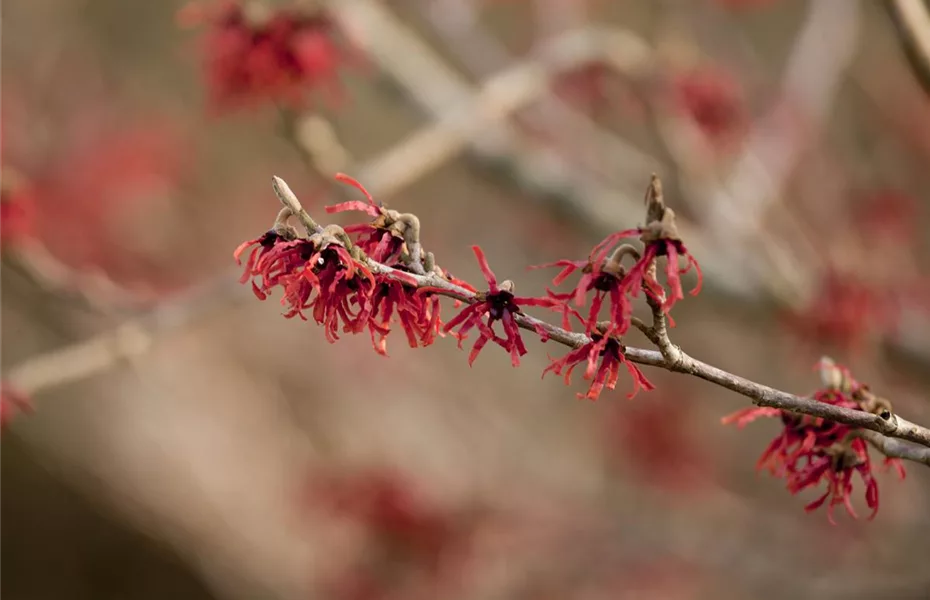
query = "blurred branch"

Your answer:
(700, 0), (861, 304)
(419, 0), (660, 202)
(337, 0), (748, 298)
(335, 0), (653, 197)
(5, 322), (153, 395)
(409, 0), (930, 369)
(3, 265), (250, 396)
(887, 0), (930, 94)
(6, 240), (156, 314)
